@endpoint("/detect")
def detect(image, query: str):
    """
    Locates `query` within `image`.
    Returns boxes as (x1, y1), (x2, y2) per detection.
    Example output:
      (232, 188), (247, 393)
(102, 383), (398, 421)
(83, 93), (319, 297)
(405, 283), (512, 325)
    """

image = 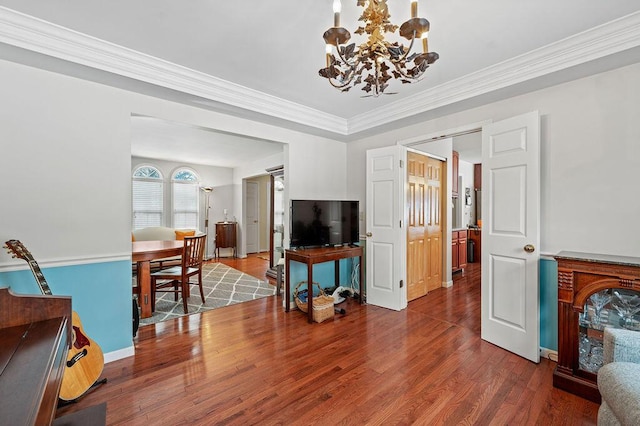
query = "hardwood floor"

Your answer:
(57, 258), (599, 425)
